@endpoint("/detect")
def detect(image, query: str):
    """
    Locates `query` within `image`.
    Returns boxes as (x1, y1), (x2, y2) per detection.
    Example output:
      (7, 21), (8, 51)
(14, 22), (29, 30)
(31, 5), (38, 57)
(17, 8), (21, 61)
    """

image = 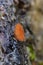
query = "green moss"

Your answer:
(38, 62), (43, 65)
(27, 44), (36, 61)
